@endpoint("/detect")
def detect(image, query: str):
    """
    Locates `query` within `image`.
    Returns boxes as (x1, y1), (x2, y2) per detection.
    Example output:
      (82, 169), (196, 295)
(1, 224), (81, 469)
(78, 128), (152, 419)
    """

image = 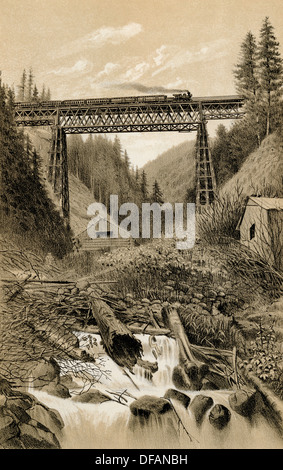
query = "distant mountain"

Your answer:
(142, 140), (196, 203)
